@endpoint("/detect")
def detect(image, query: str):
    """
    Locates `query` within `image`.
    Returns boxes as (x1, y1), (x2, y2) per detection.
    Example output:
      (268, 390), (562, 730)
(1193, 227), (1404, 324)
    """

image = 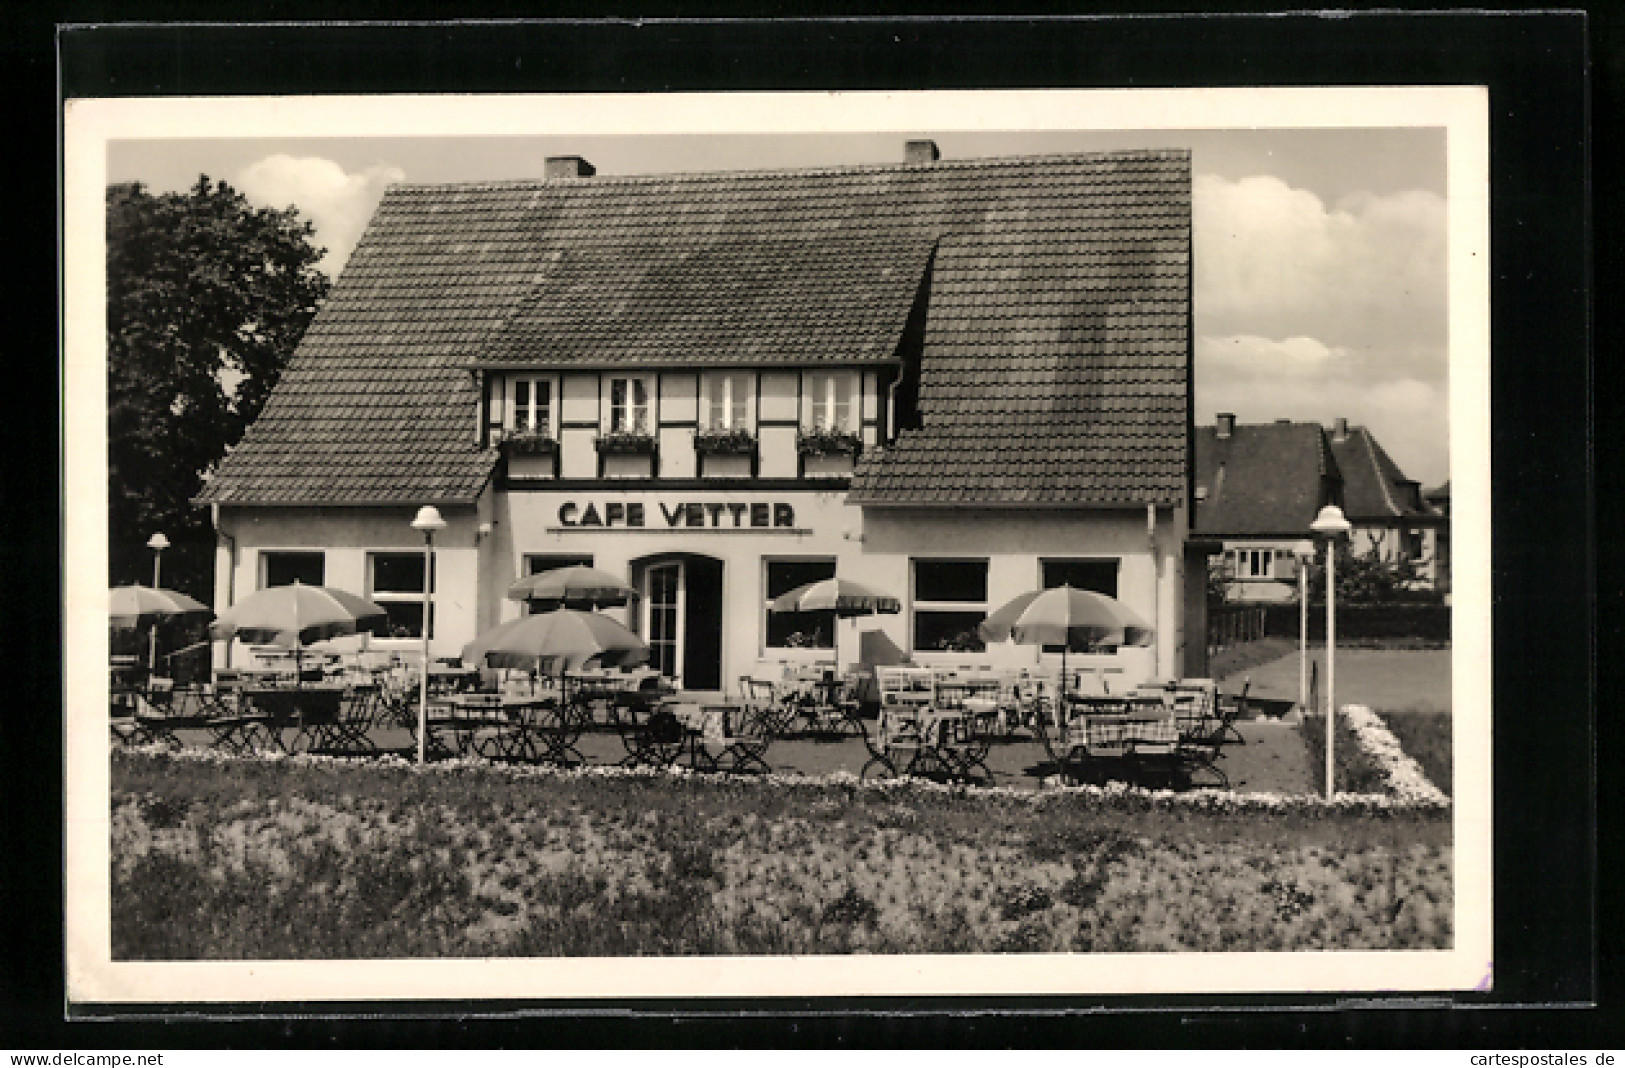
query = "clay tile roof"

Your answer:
(201, 148), (1192, 506)
(1192, 422), (1340, 537)
(482, 234), (938, 368)
(1328, 426), (1438, 522)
